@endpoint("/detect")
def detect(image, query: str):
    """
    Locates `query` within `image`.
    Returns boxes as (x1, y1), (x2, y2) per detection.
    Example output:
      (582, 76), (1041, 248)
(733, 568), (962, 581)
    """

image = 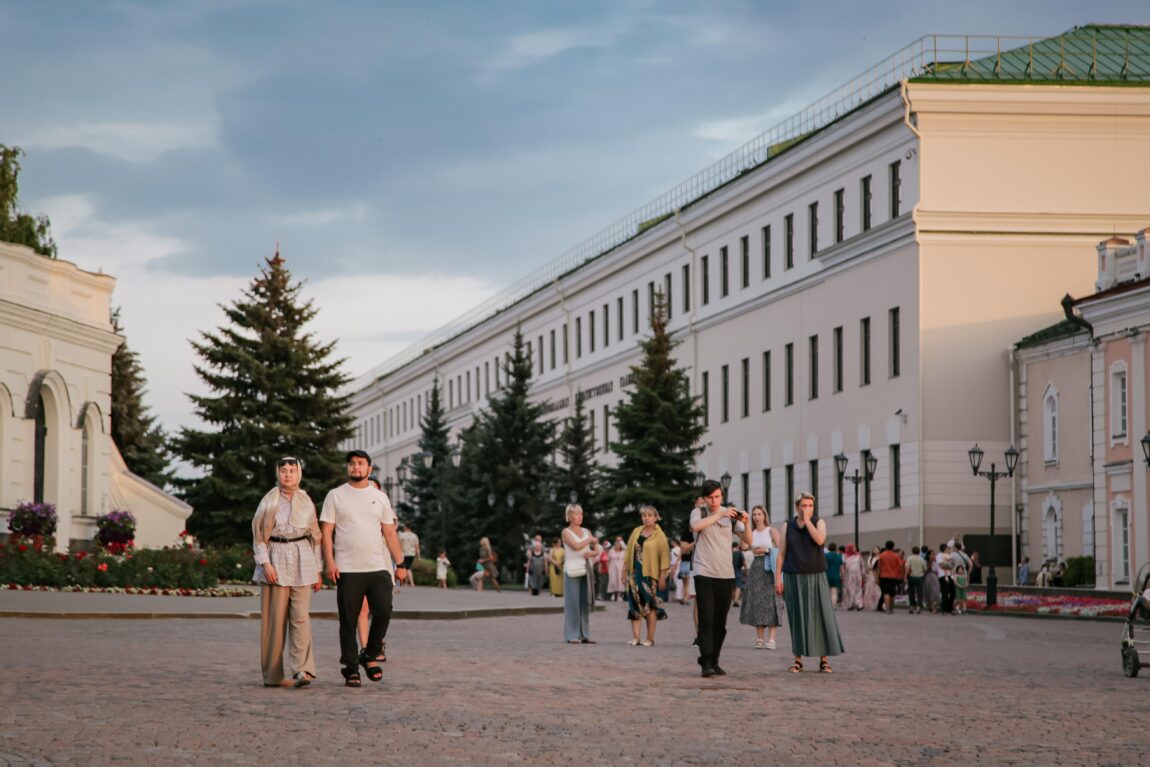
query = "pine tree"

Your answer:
(455, 329), (556, 568)
(110, 307), (172, 487)
(401, 378), (454, 554)
(173, 251), (353, 545)
(555, 396), (600, 530)
(600, 292), (706, 535)
(0, 144), (56, 258)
